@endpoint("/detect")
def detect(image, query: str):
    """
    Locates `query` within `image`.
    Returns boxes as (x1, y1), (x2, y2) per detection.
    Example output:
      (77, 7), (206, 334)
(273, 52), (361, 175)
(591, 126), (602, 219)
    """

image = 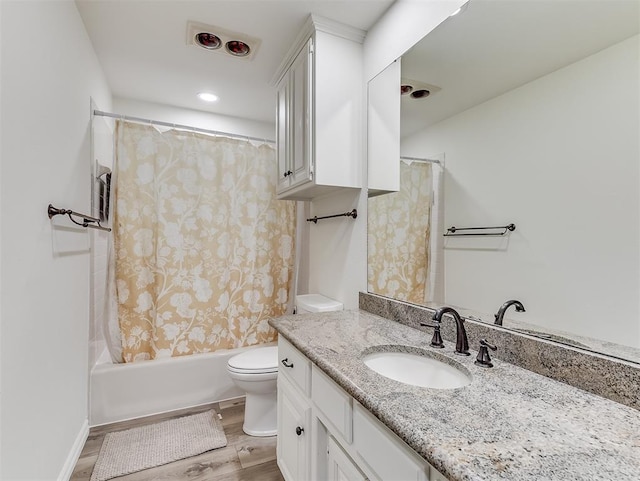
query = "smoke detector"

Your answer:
(187, 21), (261, 61)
